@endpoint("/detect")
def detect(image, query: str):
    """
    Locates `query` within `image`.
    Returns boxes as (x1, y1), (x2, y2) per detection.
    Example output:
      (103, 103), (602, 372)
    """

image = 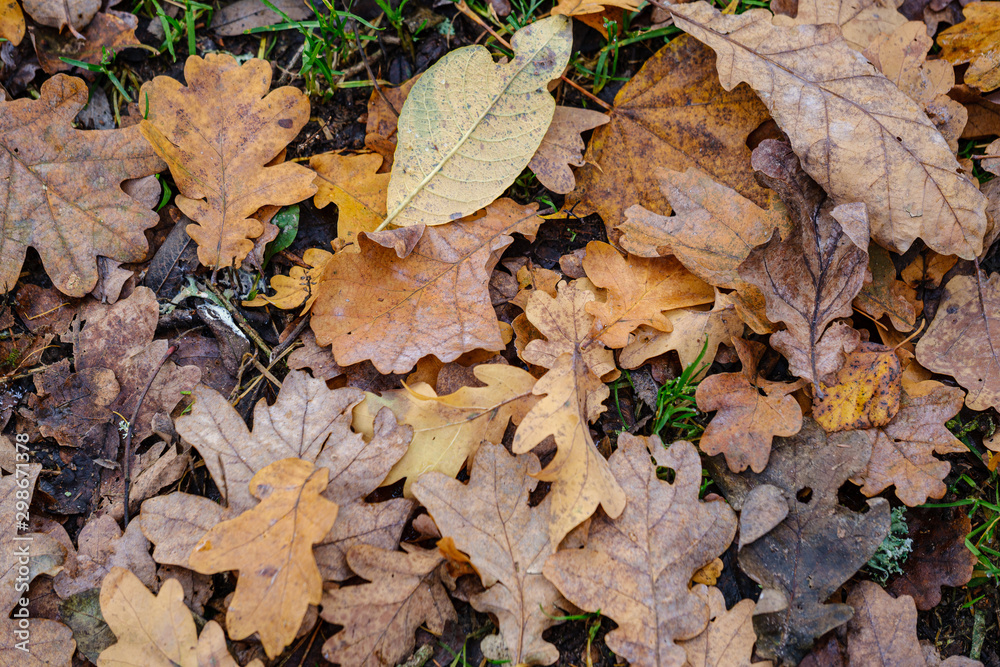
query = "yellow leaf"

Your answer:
(813, 342), (902, 432)
(243, 247), (334, 314)
(310, 151), (389, 244)
(939, 2), (1000, 92)
(383, 15), (571, 228)
(0, 0), (25, 45)
(188, 458), (339, 658)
